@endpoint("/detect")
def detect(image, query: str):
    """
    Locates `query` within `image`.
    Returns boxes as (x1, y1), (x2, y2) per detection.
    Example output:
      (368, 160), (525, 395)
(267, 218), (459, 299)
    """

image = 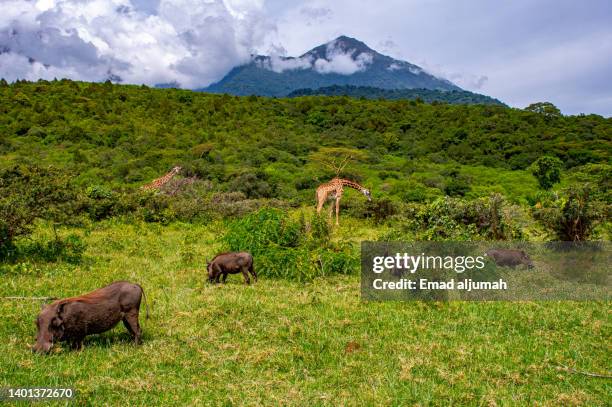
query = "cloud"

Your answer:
(299, 6), (332, 25)
(269, 0), (612, 116)
(2, 0), (610, 115)
(267, 56), (312, 73)
(256, 43), (312, 73)
(255, 54), (313, 73)
(377, 38), (397, 55)
(0, 0), (271, 88)
(313, 40), (373, 75)
(413, 59), (487, 89)
(386, 63), (401, 71)
(257, 37), (374, 75)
